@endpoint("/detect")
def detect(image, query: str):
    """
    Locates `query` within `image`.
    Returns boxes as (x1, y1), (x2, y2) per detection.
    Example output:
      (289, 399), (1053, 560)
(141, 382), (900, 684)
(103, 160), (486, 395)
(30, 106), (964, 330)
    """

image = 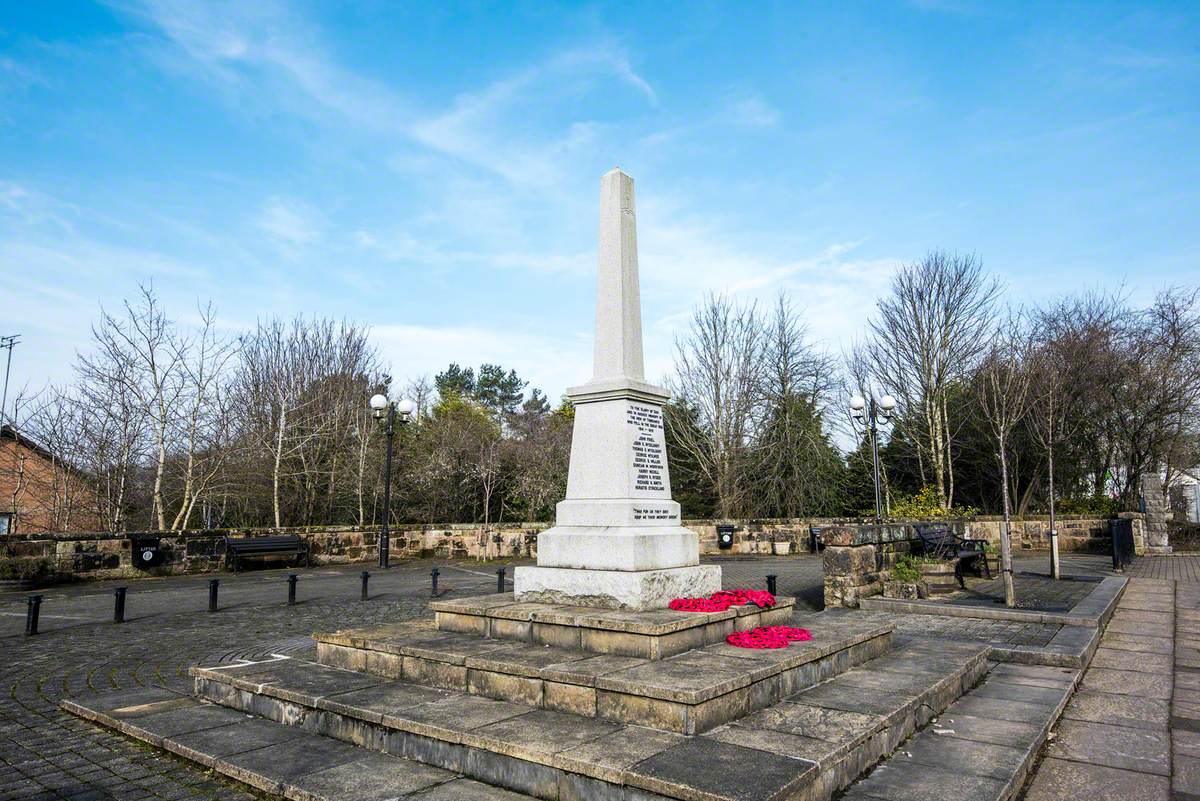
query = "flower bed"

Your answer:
(668, 588), (776, 612)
